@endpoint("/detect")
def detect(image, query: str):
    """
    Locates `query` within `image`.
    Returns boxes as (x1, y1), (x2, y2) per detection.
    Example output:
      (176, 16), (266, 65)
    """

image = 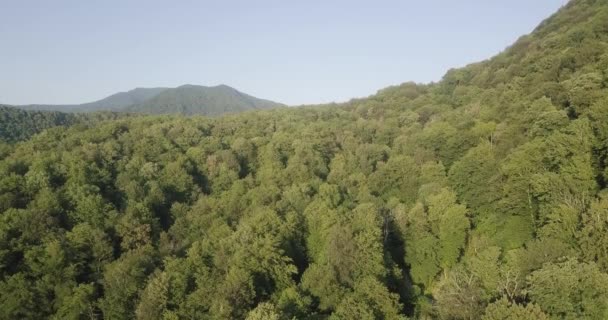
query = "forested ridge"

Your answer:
(0, 105), (132, 143)
(123, 85), (284, 116)
(17, 87), (168, 113)
(2, 0), (608, 319)
(14, 85), (283, 116)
